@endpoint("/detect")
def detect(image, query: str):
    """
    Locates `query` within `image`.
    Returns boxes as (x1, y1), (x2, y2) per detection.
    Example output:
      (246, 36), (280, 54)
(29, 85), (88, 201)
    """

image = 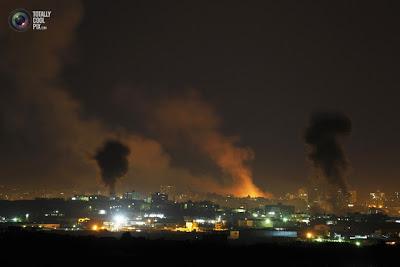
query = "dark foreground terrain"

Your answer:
(0, 229), (399, 267)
